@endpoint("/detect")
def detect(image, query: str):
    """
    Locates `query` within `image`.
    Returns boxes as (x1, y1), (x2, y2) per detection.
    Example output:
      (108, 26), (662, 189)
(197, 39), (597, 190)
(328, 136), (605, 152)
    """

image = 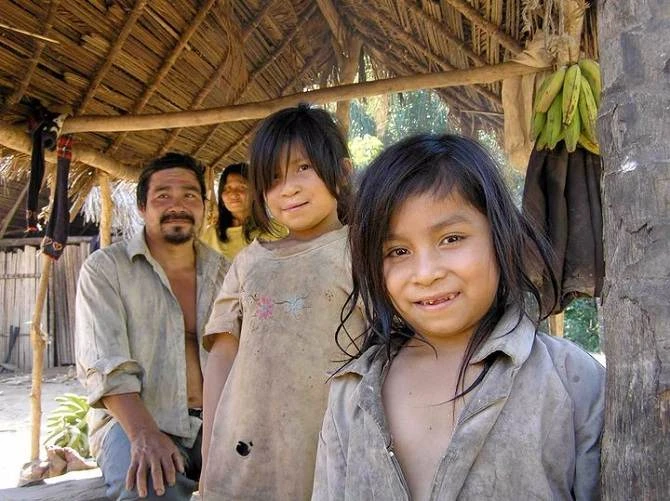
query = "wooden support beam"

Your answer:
(30, 253), (52, 460)
(316, 0), (361, 134)
(98, 173), (113, 247)
(1, 1), (60, 114)
(445, 0), (523, 55)
(107, 0), (218, 155)
(0, 123), (138, 180)
(0, 180), (29, 239)
(316, 0), (349, 51)
(77, 0), (148, 114)
(366, 3), (501, 107)
(62, 62), (543, 134)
